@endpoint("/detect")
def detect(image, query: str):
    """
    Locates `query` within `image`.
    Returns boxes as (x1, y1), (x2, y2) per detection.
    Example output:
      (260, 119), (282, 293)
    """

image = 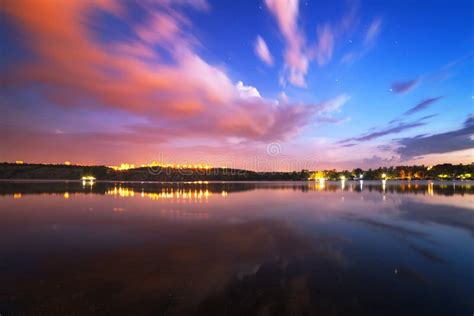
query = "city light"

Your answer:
(146, 162), (213, 169)
(81, 176), (96, 181)
(110, 163), (135, 171)
(111, 161), (214, 170)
